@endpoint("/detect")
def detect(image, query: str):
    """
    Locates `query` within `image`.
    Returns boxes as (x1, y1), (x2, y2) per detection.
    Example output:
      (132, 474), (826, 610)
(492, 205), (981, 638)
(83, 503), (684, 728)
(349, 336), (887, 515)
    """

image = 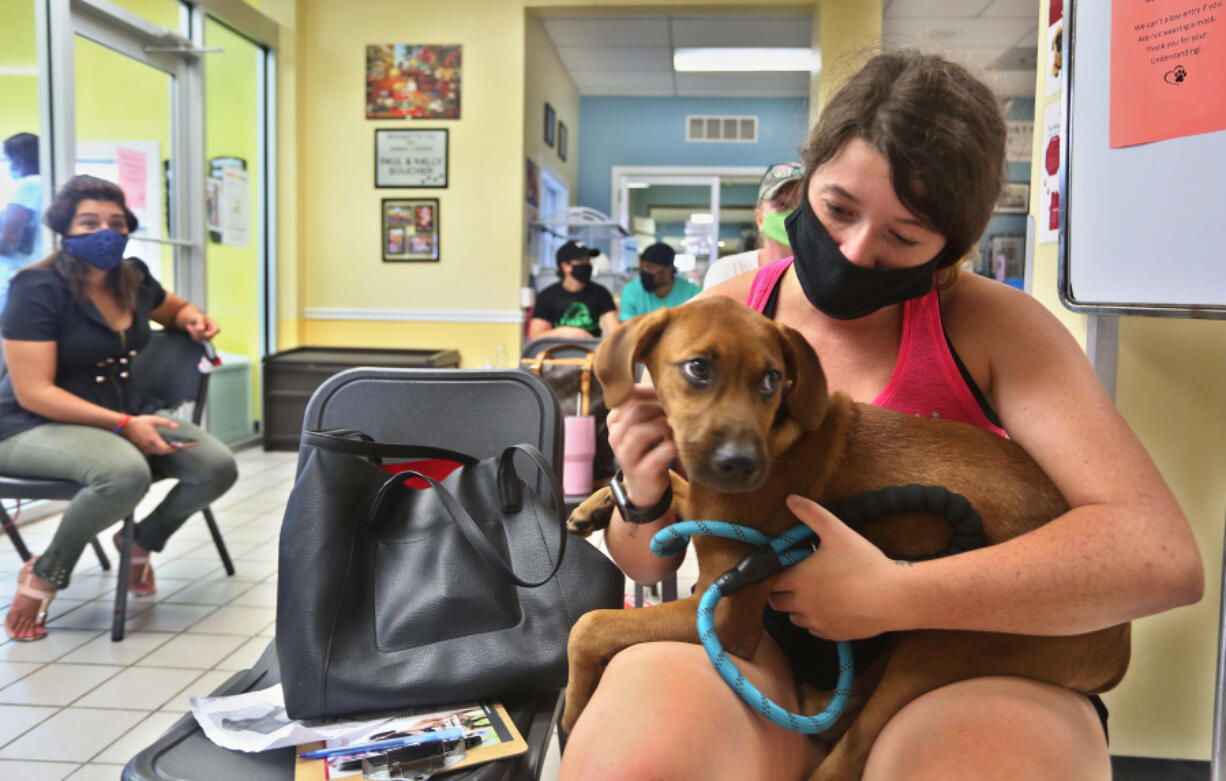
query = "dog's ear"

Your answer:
(595, 309), (672, 407)
(776, 322), (828, 431)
